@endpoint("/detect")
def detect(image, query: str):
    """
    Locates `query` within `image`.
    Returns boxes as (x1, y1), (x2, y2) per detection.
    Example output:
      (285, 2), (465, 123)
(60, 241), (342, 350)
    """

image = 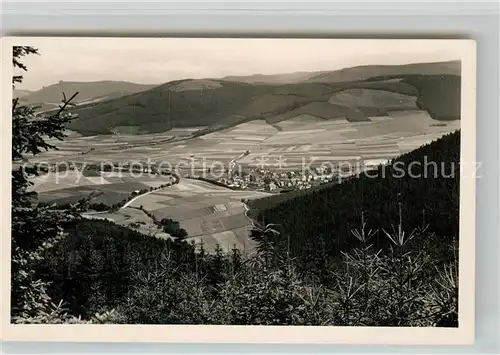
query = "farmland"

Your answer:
(30, 109), (459, 173)
(63, 62), (461, 135)
(83, 178), (271, 253)
(31, 164), (271, 252)
(28, 102), (460, 255)
(82, 207), (170, 240)
(25, 61), (461, 255)
(27, 107), (459, 253)
(126, 178), (271, 253)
